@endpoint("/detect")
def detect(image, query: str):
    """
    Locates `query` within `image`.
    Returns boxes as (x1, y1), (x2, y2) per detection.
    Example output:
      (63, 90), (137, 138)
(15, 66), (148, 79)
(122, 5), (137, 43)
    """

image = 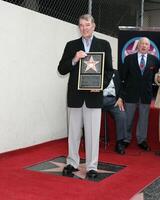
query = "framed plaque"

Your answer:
(78, 52), (105, 90)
